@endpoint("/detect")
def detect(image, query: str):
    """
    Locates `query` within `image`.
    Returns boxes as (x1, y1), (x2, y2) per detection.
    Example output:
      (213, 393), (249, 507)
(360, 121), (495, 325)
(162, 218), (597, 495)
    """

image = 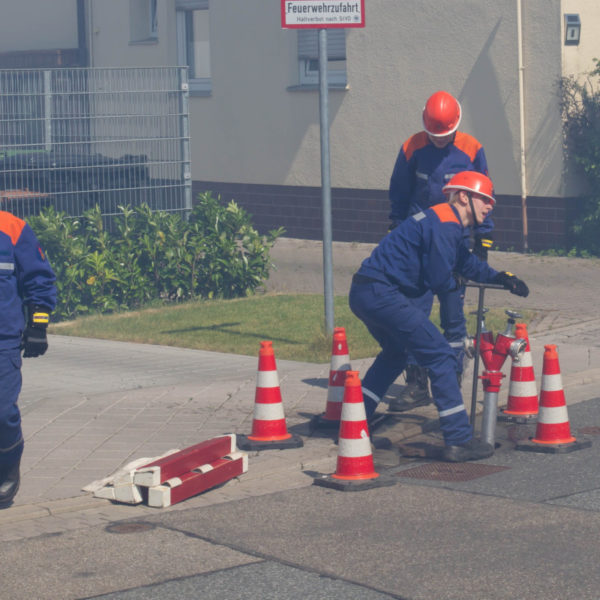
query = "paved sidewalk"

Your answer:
(2, 238), (600, 542)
